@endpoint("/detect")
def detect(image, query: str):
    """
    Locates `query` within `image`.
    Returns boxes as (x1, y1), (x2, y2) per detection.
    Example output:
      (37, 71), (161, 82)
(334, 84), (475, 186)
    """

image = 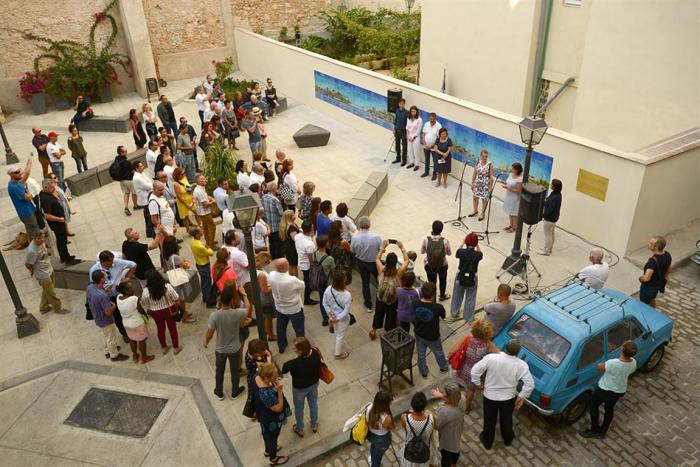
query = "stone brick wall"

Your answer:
(230, 0), (342, 37)
(143, 0), (227, 55)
